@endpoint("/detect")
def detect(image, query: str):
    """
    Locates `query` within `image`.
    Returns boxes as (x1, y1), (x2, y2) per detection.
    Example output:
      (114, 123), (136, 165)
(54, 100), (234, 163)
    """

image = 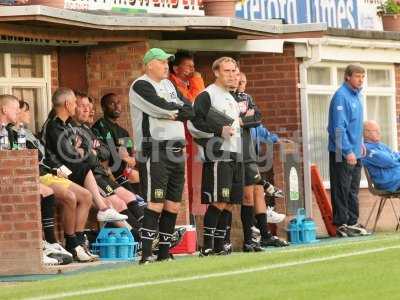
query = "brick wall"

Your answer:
(239, 44), (302, 137)
(87, 42), (148, 136)
(0, 150), (43, 276)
